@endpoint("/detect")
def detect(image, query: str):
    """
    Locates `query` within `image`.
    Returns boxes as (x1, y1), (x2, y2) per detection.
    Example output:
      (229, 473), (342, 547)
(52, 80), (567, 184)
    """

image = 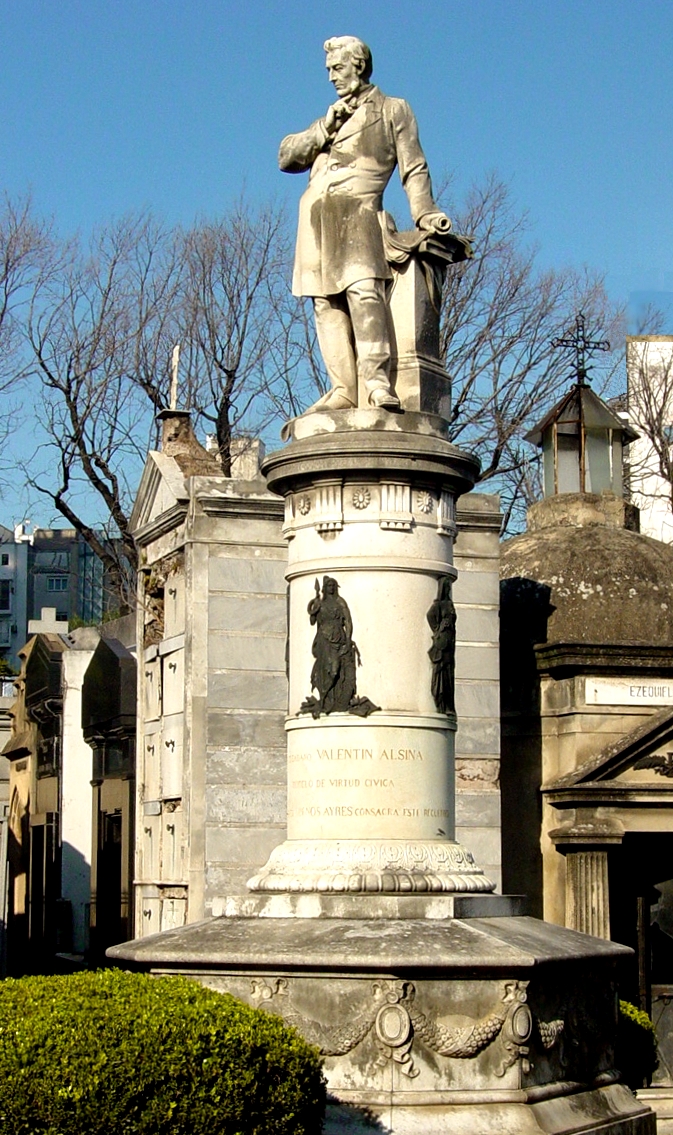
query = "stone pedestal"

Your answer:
(110, 901), (653, 1134)
(388, 254), (452, 418)
(111, 411), (655, 1134)
(252, 409), (492, 895)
